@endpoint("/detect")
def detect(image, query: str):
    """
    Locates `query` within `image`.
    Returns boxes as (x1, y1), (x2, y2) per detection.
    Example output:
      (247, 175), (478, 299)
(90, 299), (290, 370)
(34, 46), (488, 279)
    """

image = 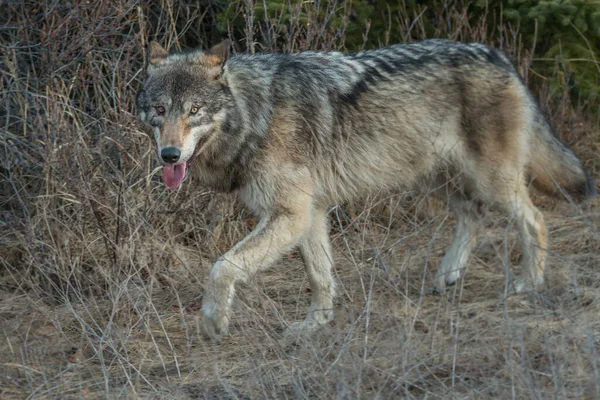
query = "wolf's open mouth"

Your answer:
(162, 162), (188, 189)
(162, 144), (202, 190)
